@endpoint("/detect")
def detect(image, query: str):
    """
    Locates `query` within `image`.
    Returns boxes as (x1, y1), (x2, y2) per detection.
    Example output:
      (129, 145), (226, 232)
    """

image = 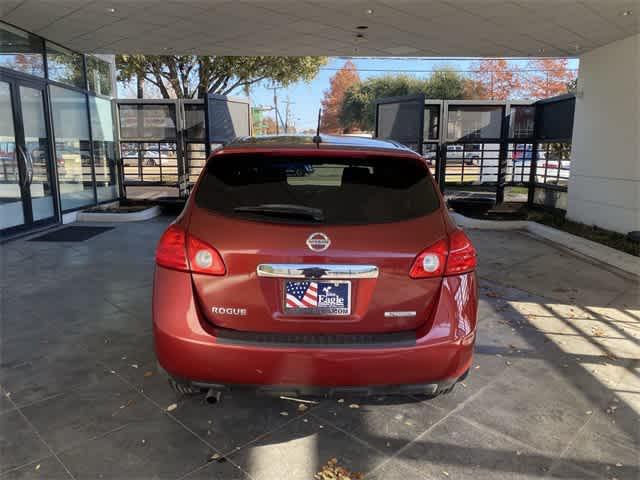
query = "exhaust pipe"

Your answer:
(205, 388), (222, 404)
